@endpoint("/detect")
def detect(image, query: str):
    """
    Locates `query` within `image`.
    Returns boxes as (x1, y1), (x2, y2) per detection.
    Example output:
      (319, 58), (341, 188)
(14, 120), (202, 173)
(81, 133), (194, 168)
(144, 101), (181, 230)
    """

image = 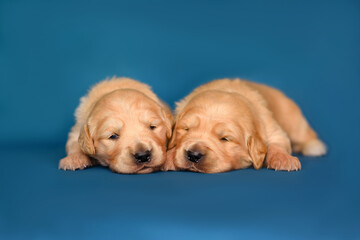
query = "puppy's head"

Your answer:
(79, 89), (172, 174)
(166, 91), (266, 173)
